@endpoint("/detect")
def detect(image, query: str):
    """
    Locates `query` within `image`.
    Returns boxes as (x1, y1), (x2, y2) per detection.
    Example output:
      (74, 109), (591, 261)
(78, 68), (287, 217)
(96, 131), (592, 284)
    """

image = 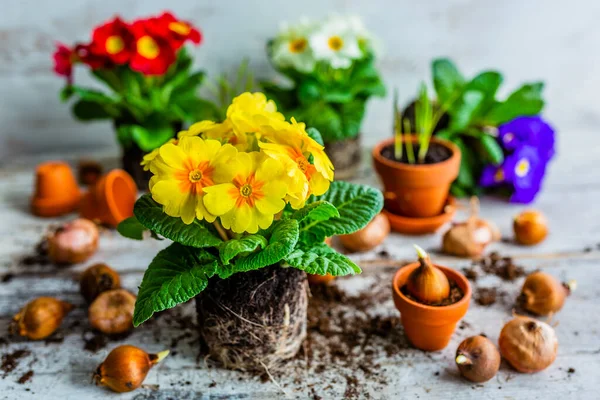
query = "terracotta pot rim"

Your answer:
(101, 169), (137, 223)
(392, 262), (472, 311)
(372, 136), (460, 172)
